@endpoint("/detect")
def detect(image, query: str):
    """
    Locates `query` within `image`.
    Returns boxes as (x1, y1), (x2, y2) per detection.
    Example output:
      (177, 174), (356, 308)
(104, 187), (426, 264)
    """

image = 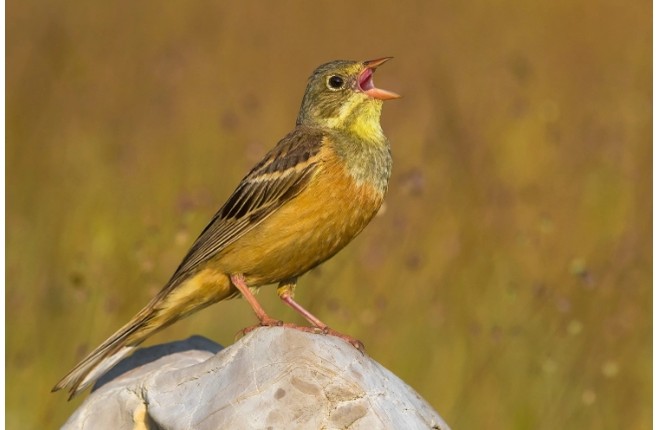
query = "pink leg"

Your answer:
(277, 280), (365, 351)
(230, 274), (281, 327)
